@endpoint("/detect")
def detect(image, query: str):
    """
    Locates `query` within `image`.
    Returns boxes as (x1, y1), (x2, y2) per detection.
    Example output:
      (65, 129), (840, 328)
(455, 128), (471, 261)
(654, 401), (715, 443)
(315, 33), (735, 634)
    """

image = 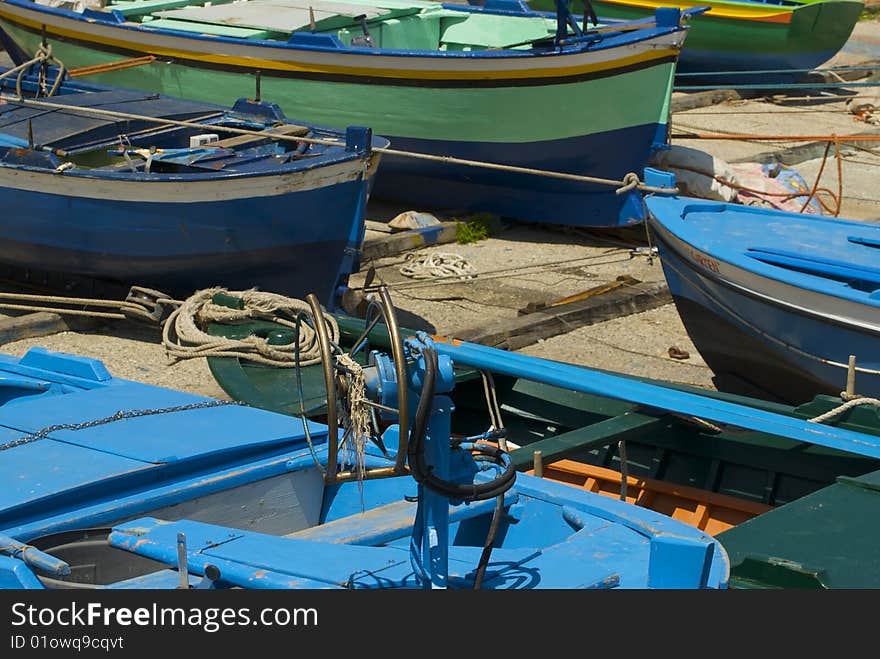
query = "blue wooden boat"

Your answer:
(7, 287), (880, 589)
(5, 286), (816, 589)
(0, 1), (698, 228)
(0, 59), (386, 306)
(0, 352), (731, 589)
(646, 189), (880, 405)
